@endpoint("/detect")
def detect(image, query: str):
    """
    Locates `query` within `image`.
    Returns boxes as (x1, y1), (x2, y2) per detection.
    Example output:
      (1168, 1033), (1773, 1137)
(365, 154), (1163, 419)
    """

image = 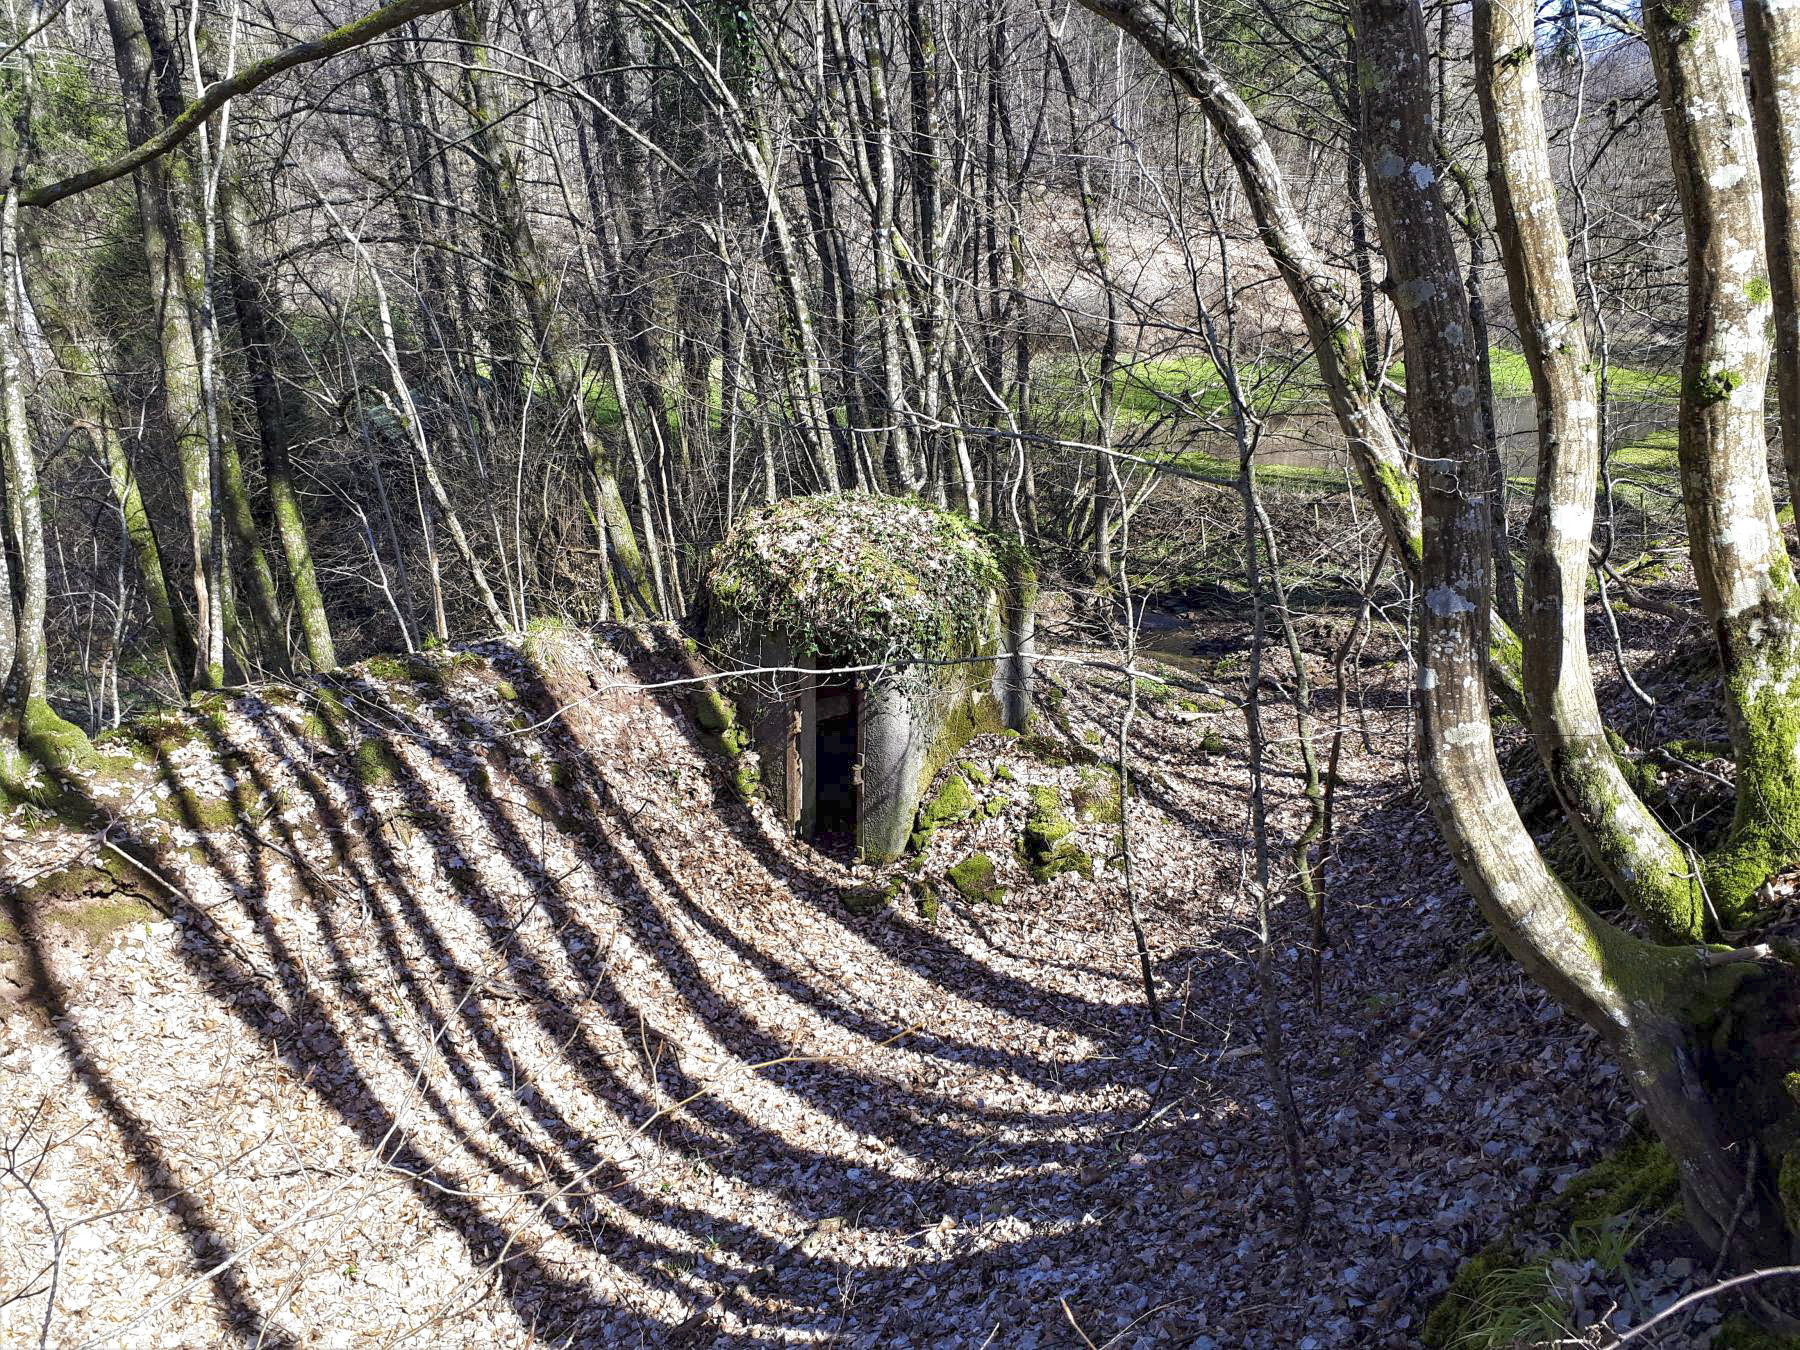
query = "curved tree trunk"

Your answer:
(1071, 0), (1526, 711)
(1473, 0), (1699, 938)
(22, 232), (194, 681)
(1359, 0), (1800, 1292)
